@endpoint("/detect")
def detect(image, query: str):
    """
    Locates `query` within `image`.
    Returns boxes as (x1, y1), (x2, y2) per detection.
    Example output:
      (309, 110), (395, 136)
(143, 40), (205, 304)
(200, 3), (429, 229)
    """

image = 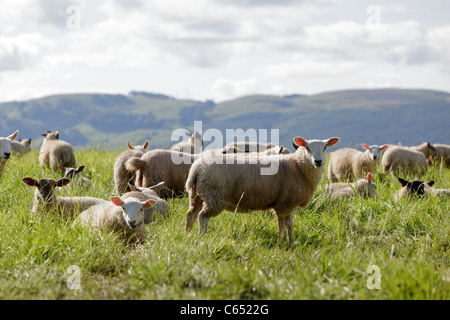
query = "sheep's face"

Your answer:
(111, 197), (156, 229)
(356, 173), (377, 198)
(427, 143), (437, 157)
(126, 140), (149, 151)
(41, 131), (59, 141)
(22, 177), (70, 203)
(293, 137), (340, 168)
(0, 130), (19, 160)
(61, 165), (85, 179)
(362, 144), (389, 161)
(398, 178), (427, 198)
